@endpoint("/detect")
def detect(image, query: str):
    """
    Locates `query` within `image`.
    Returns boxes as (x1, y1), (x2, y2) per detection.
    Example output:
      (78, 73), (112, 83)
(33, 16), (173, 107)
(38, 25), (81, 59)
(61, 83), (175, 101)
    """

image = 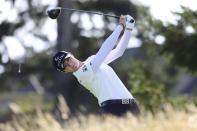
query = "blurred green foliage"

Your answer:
(128, 61), (167, 112)
(14, 92), (54, 113)
(152, 7), (197, 73)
